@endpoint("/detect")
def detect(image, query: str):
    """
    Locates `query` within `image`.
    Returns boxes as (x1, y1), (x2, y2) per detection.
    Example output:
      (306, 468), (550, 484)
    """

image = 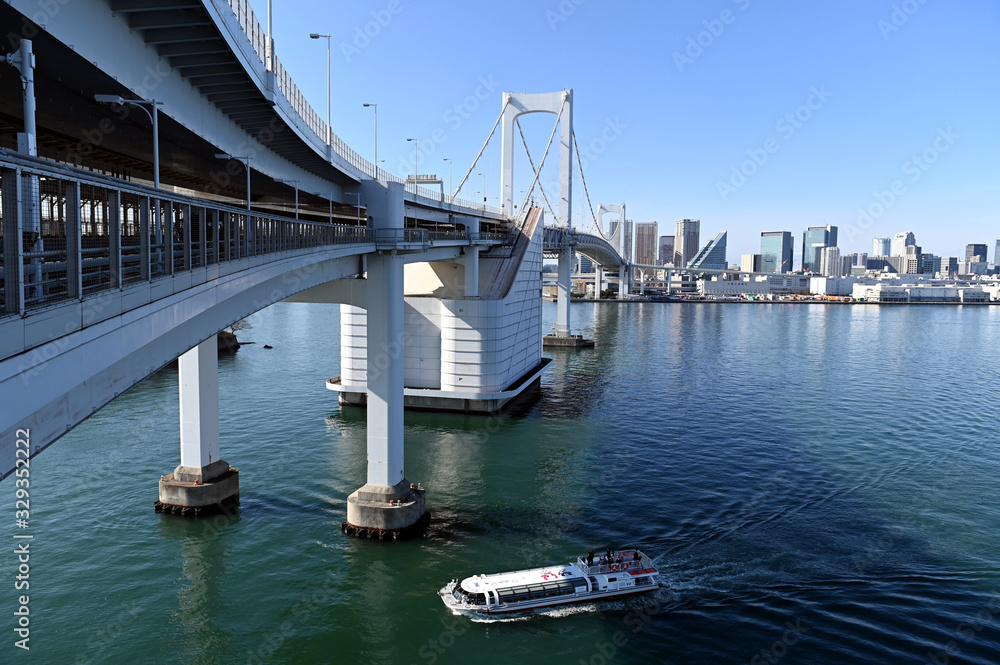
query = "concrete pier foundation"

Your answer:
(156, 336), (239, 516)
(343, 480), (428, 540)
(343, 182), (427, 538)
